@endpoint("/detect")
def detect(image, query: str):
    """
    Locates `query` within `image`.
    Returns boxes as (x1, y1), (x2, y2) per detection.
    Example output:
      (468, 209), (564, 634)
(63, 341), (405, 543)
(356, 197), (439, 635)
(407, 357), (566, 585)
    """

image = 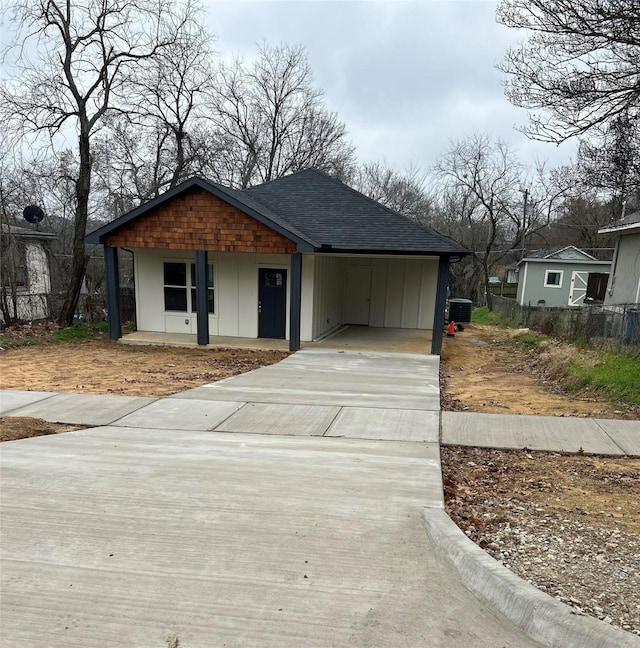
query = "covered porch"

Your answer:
(119, 325), (433, 355)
